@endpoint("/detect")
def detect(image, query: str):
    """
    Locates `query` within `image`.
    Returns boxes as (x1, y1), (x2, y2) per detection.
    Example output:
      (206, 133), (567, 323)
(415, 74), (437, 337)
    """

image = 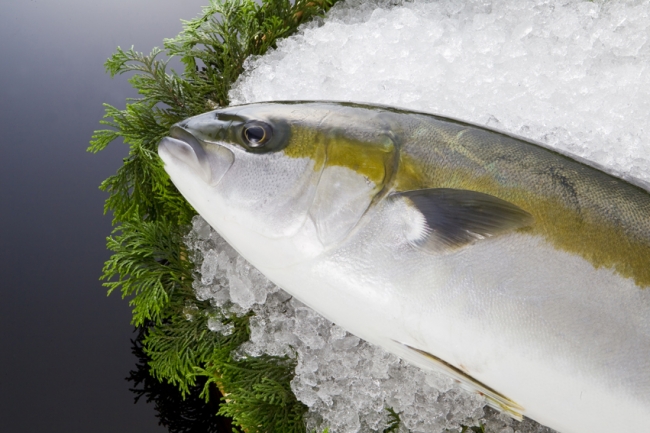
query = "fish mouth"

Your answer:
(158, 125), (234, 186)
(170, 125), (208, 157)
